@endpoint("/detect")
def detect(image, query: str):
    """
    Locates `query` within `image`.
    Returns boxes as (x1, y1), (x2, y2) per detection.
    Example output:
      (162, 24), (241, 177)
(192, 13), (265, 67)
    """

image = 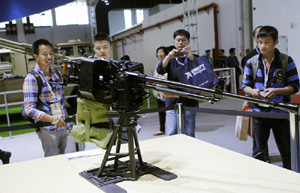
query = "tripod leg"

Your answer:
(97, 126), (118, 177)
(133, 127), (143, 164)
(127, 126), (137, 179)
(114, 126), (122, 168)
(115, 126), (122, 153)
